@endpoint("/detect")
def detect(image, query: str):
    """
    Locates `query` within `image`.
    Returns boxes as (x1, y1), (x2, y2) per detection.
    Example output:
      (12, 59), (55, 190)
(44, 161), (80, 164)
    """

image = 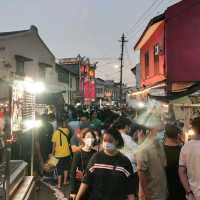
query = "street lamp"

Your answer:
(114, 64), (119, 69)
